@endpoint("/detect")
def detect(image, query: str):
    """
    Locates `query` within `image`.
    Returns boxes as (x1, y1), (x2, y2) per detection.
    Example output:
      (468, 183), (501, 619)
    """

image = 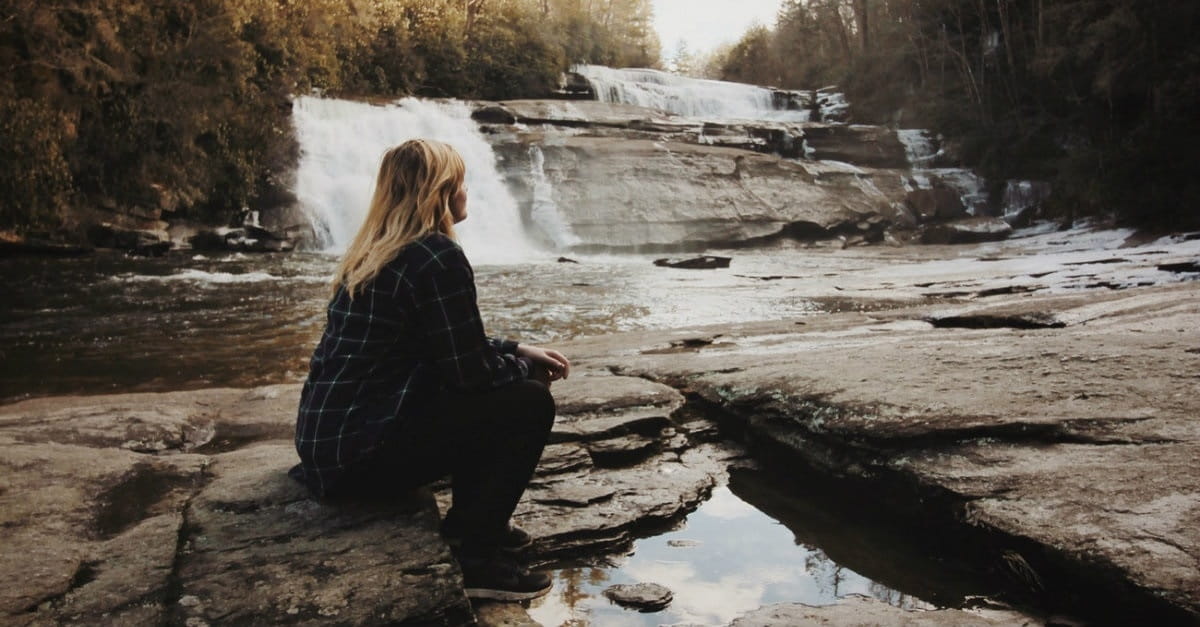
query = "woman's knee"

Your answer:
(507, 379), (555, 433)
